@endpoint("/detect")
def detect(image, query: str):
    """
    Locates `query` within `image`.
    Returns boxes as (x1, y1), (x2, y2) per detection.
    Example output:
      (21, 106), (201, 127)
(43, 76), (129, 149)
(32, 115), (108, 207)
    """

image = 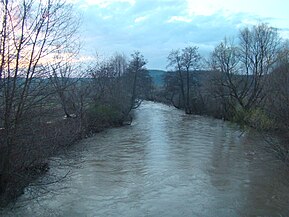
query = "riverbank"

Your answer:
(151, 95), (289, 164)
(0, 111), (132, 207)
